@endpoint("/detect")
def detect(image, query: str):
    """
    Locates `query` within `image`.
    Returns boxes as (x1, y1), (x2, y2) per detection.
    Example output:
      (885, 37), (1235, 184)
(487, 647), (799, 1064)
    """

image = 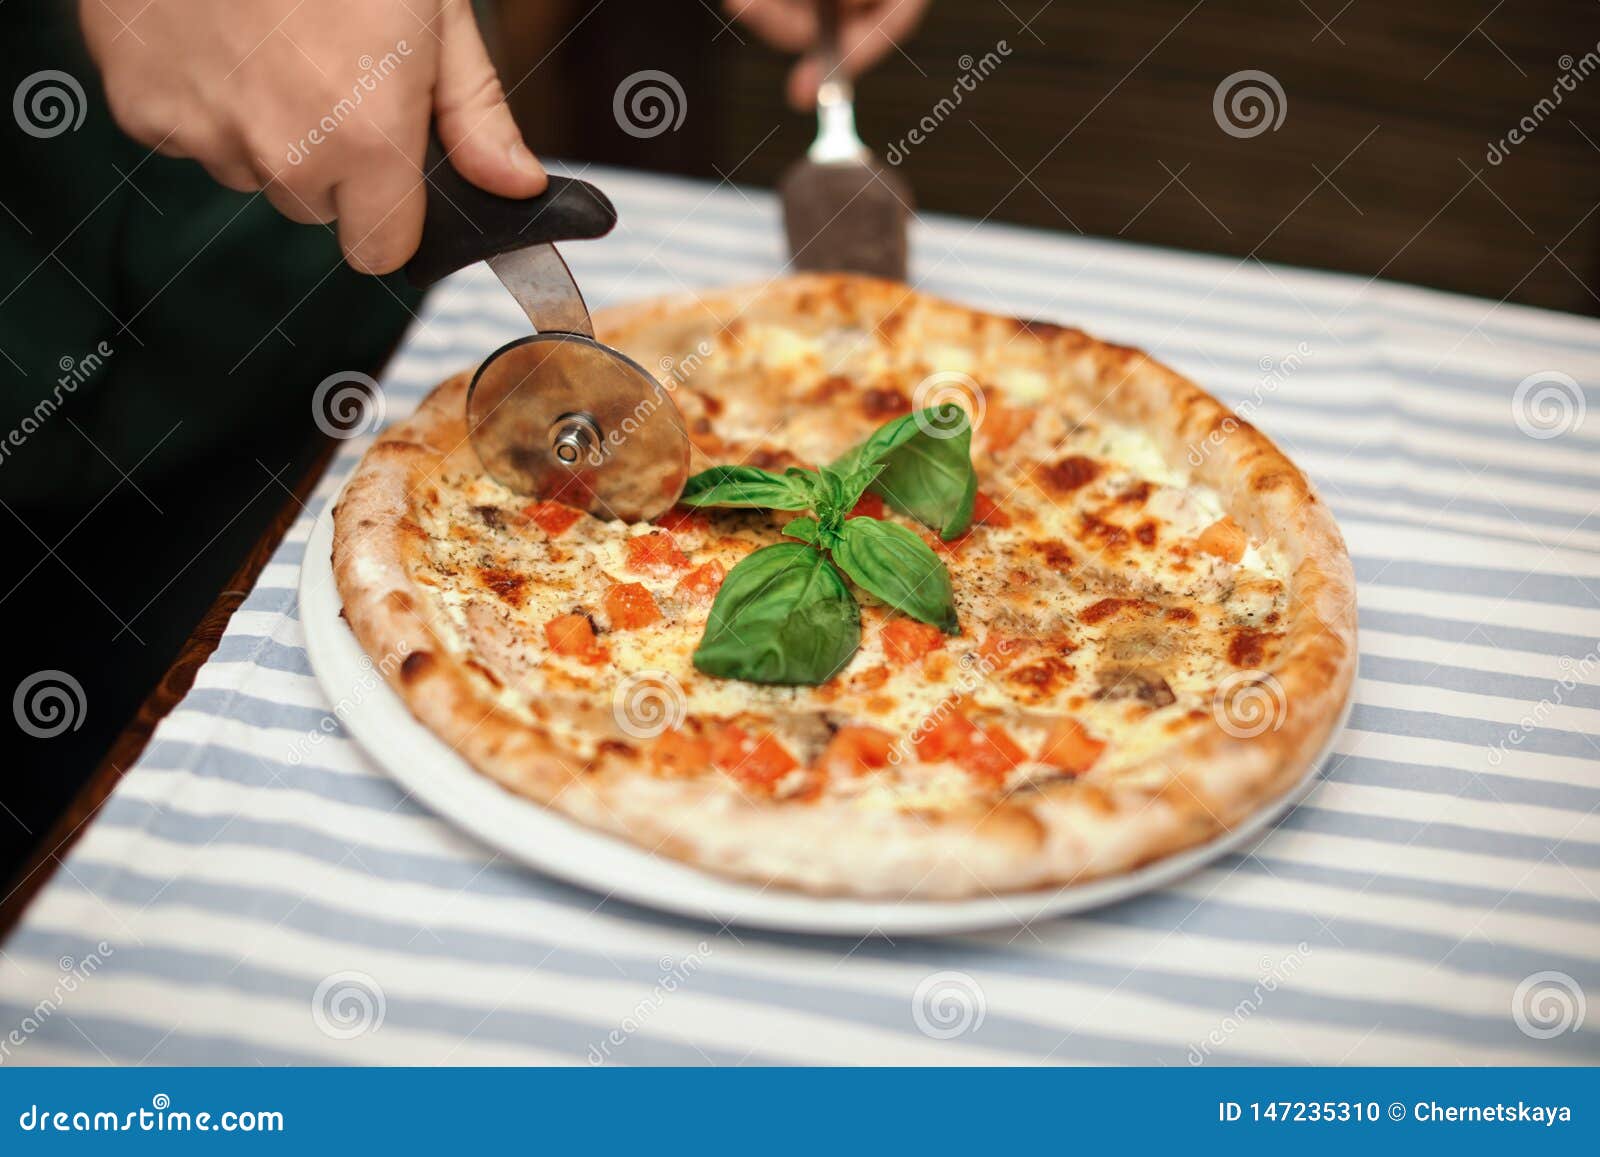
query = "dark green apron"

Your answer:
(0, 0), (420, 511)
